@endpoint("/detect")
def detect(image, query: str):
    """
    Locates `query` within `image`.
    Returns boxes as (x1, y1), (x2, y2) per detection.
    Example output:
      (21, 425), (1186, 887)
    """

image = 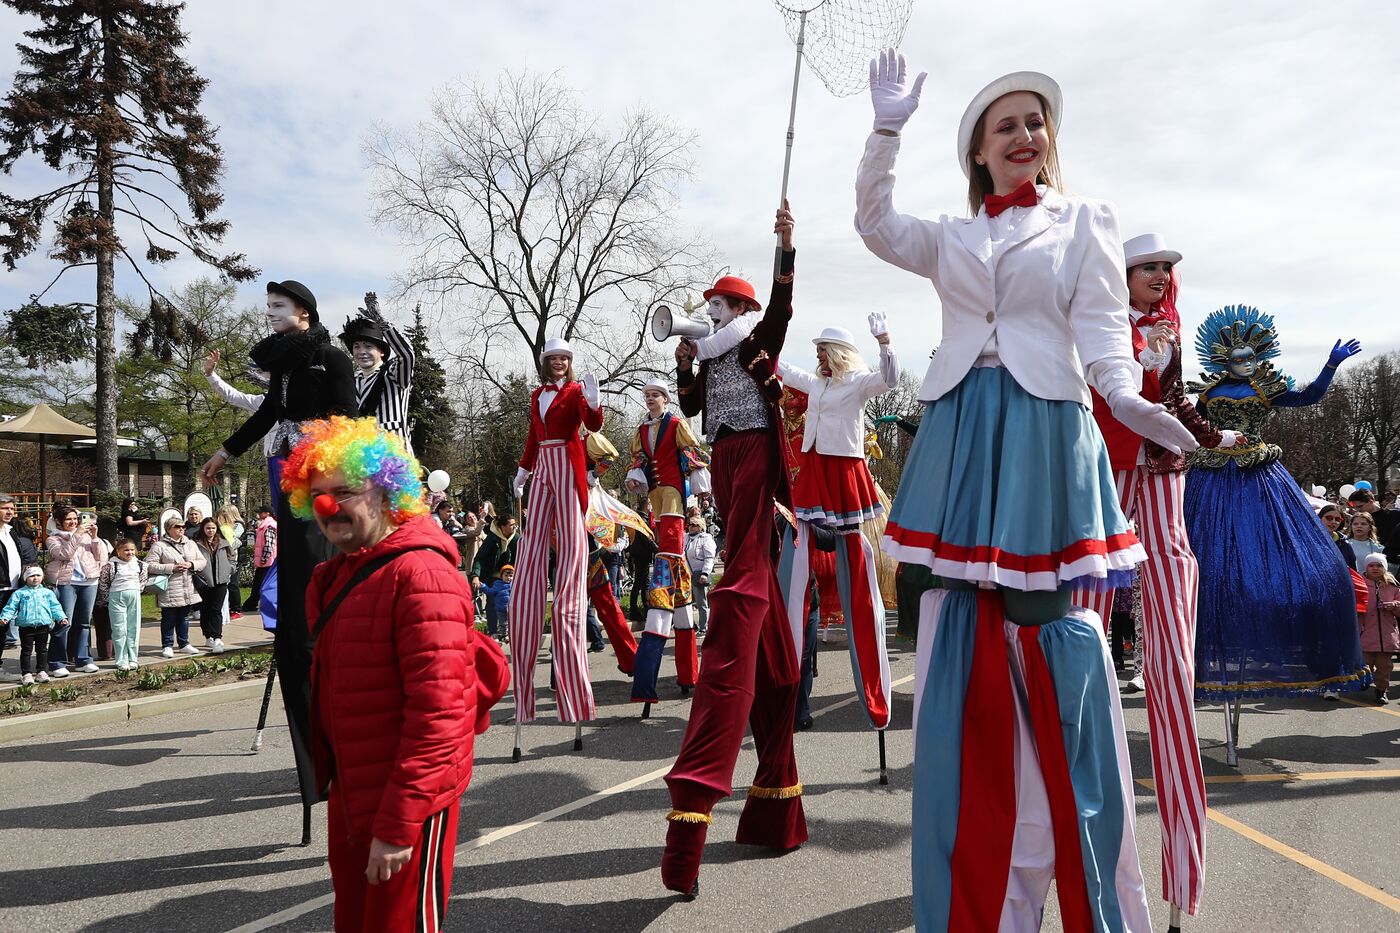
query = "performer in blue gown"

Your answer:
(1184, 305), (1370, 699)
